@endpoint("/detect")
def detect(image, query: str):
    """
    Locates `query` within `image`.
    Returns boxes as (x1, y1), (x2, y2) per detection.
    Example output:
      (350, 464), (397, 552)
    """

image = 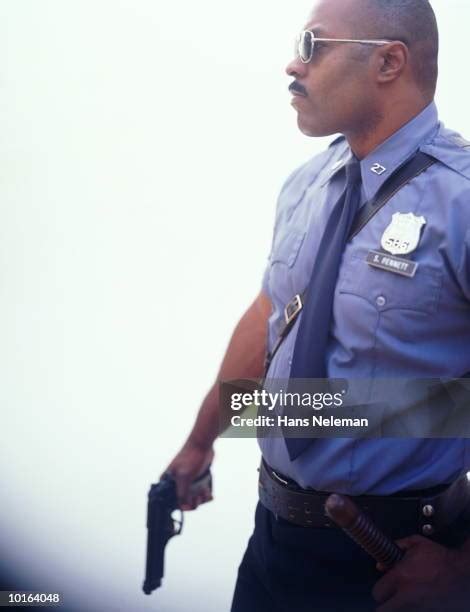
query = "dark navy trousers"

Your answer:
(231, 502), (381, 612)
